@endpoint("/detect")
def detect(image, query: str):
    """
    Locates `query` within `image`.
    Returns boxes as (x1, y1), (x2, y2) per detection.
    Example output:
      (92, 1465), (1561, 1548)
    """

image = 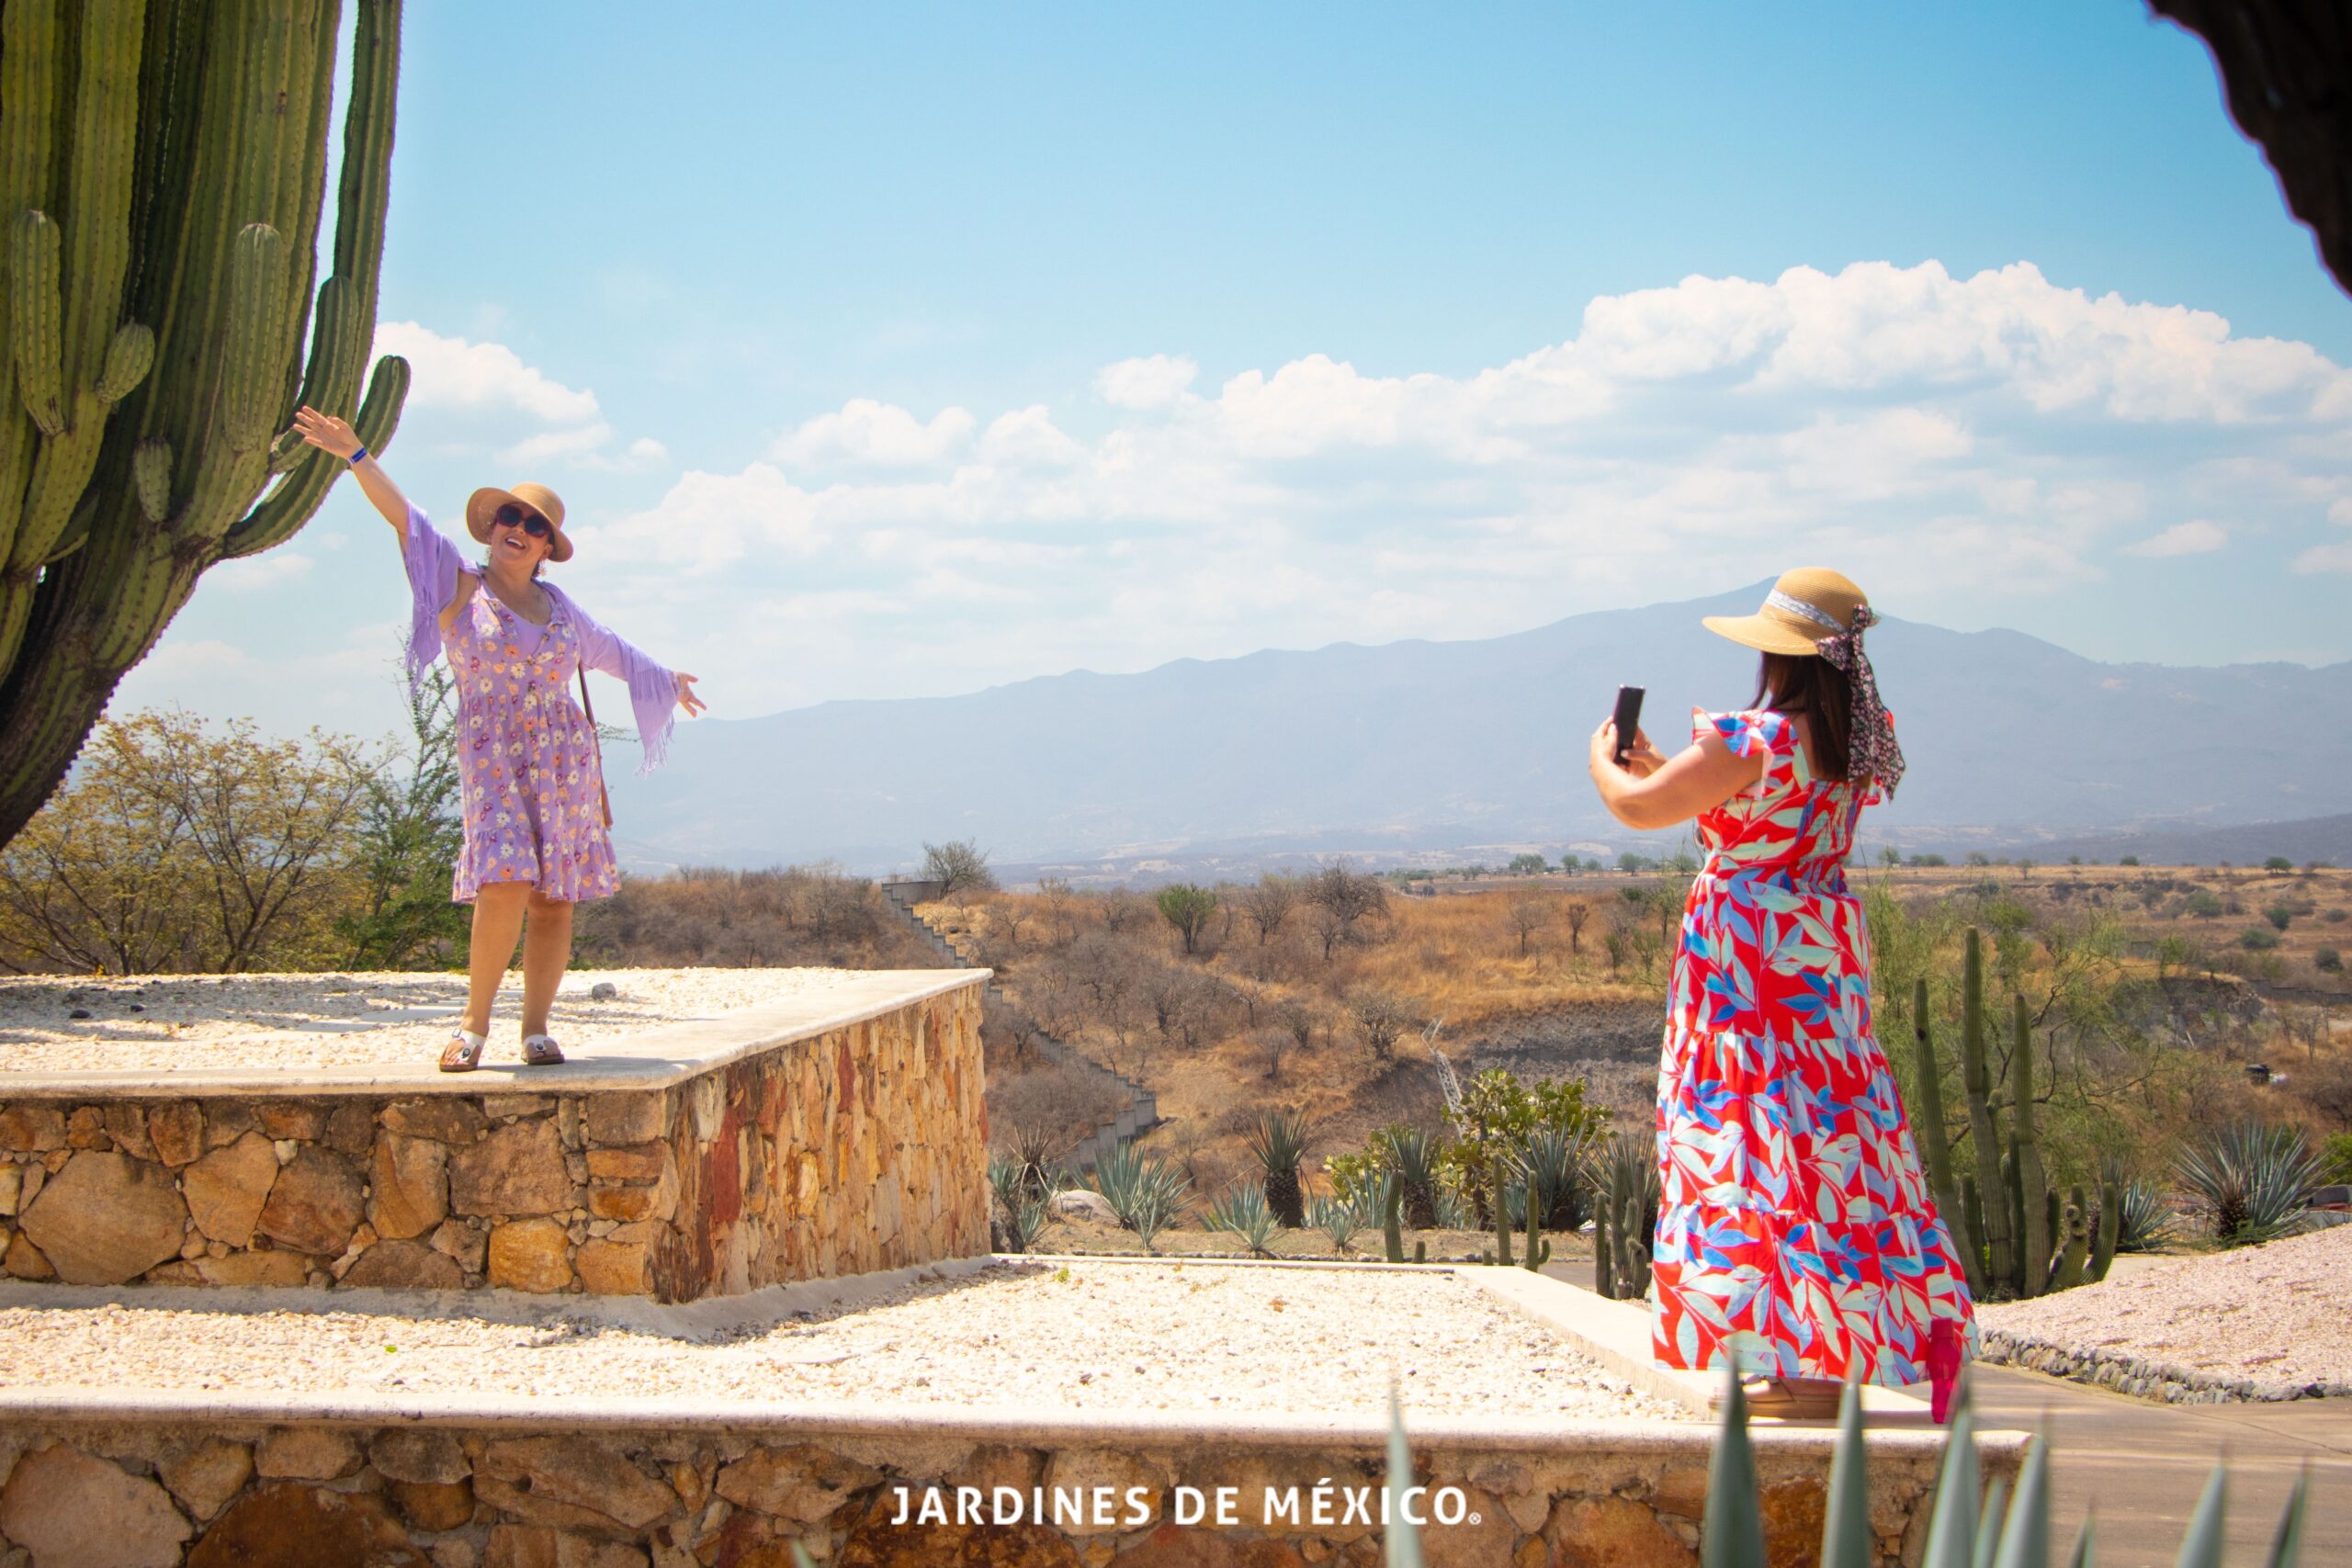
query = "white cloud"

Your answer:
(2294, 541), (2352, 574)
(2124, 520), (2228, 558)
(445, 260), (2352, 716)
(773, 400), (976, 470)
(368, 321), (666, 476)
(1096, 355), (1199, 410)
